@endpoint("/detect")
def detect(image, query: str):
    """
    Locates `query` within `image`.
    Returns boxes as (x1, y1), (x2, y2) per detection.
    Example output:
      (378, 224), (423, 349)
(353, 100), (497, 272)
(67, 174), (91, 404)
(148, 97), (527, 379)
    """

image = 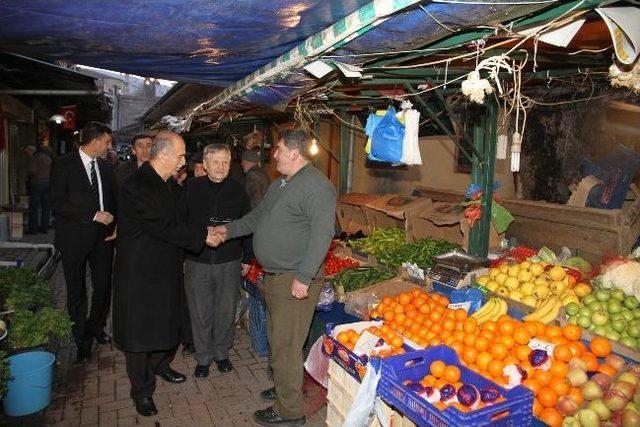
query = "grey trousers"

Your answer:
(184, 259), (241, 365)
